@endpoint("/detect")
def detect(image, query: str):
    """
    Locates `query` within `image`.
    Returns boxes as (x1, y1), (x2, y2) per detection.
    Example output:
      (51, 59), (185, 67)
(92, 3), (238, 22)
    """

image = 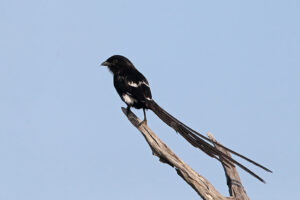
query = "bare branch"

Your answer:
(208, 133), (250, 200)
(122, 108), (250, 200)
